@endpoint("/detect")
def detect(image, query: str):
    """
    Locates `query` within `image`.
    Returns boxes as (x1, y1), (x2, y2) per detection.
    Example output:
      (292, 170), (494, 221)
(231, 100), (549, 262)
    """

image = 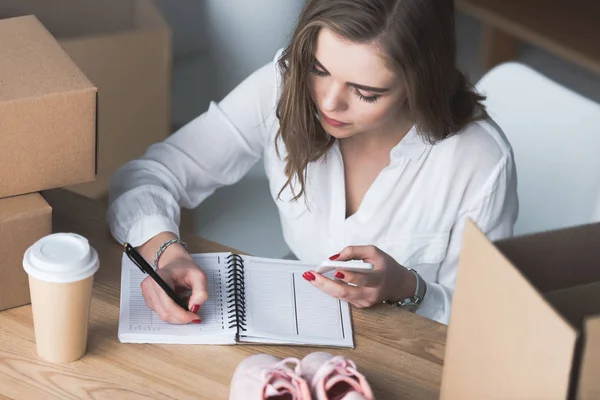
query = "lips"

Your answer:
(320, 111), (350, 128)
